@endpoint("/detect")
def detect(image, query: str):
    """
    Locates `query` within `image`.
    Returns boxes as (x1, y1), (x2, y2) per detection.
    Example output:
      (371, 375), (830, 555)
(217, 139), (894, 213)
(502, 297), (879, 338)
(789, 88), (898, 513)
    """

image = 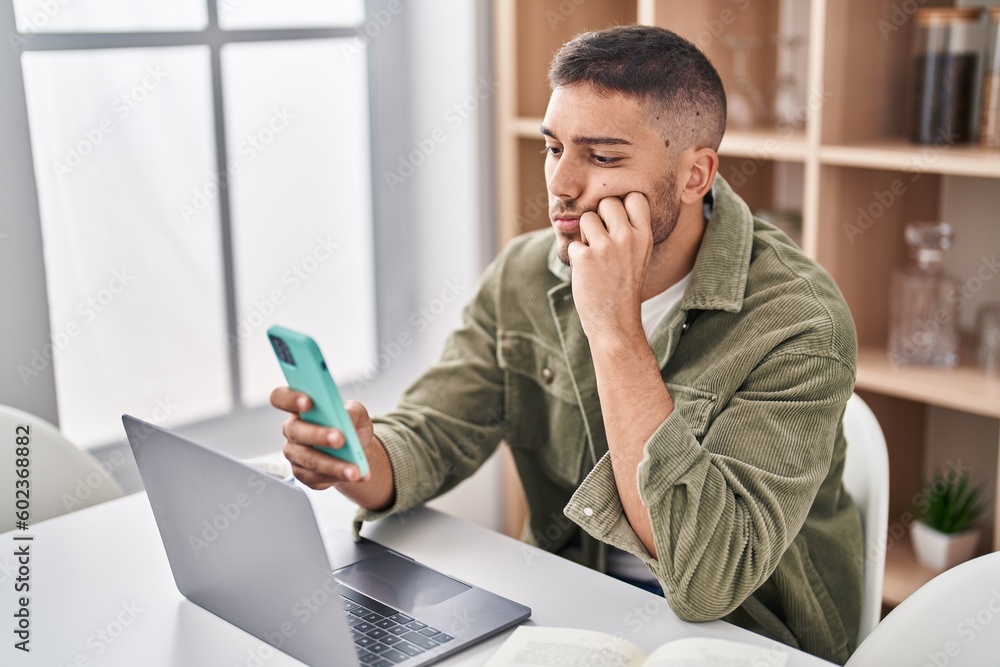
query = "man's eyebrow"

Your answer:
(540, 125), (632, 146)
